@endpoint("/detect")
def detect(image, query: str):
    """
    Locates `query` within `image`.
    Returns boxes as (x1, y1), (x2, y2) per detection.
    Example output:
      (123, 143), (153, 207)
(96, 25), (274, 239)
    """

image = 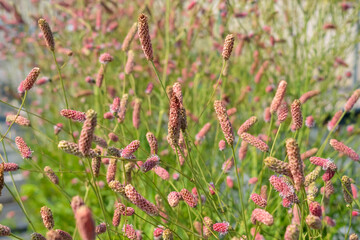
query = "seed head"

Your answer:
(342, 175), (353, 204)
(138, 14), (153, 61)
(38, 18), (54, 51)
